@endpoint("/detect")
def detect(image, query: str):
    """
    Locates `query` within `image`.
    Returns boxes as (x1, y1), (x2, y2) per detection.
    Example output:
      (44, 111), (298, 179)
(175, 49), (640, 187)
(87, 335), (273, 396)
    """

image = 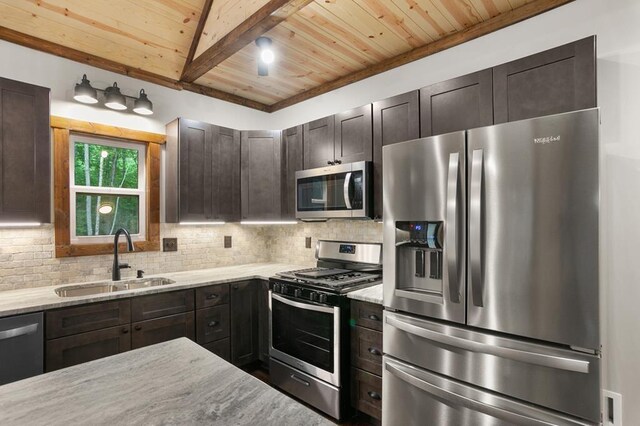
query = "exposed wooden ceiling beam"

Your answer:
(182, 0), (215, 75)
(266, 0), (575, 112)
(0, 25), (269, 112)
(181, 0), (313, 83)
